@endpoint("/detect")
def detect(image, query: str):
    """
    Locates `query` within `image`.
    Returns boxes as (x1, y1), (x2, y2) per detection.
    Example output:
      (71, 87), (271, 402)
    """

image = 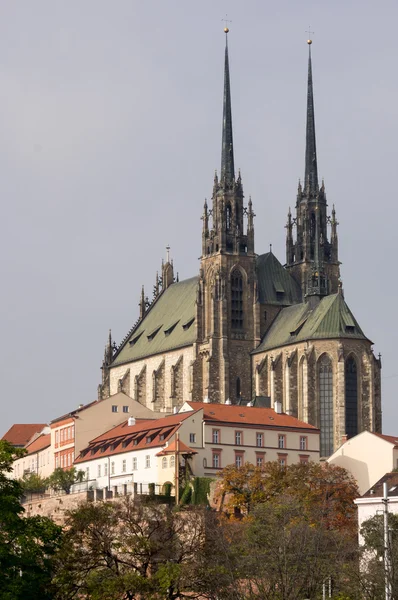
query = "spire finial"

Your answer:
(220, 20), (235, 186)
(166, 245), (170, 263)
(304, 33), (318, 194)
